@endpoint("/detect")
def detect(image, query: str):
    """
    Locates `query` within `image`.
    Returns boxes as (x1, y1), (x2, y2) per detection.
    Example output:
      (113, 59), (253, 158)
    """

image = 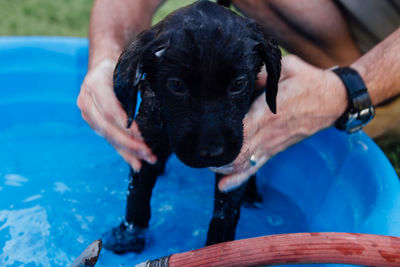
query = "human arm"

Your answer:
(216, 27), (400, 192)
(351, 28), (400, 106)
(77, 0), (165, 170)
